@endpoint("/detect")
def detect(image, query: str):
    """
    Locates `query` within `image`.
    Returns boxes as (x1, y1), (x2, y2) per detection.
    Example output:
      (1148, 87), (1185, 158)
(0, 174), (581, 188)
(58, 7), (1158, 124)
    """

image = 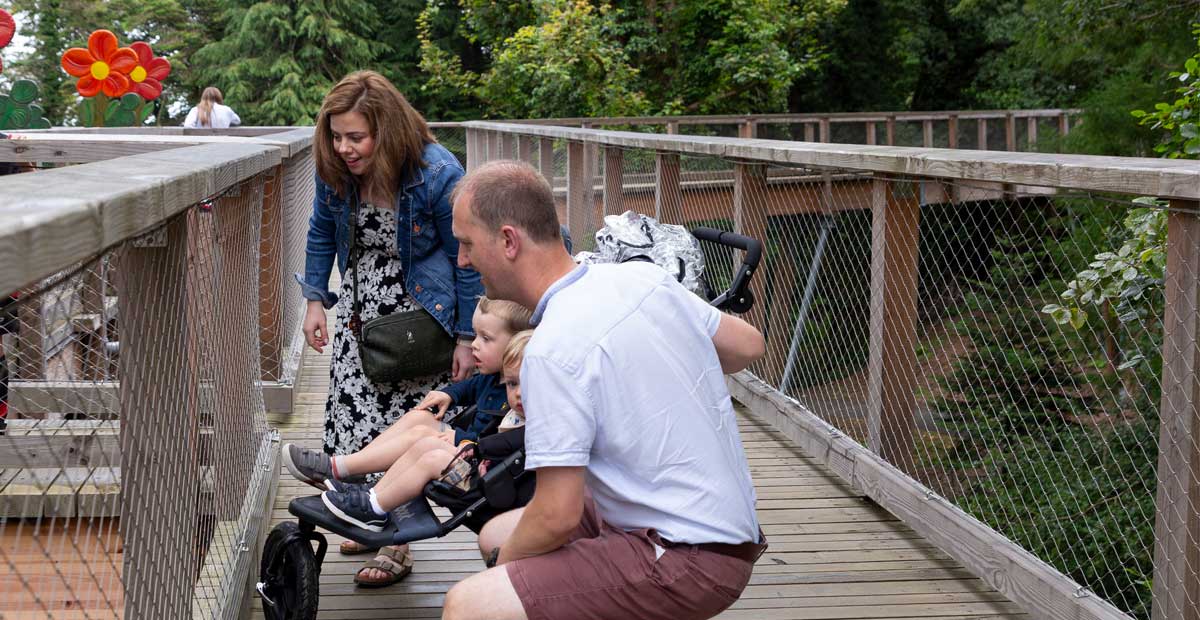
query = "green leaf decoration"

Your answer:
(9, 80), (37, 105)
(78, 97), (97, 127)
(0, 80), (52, 130)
